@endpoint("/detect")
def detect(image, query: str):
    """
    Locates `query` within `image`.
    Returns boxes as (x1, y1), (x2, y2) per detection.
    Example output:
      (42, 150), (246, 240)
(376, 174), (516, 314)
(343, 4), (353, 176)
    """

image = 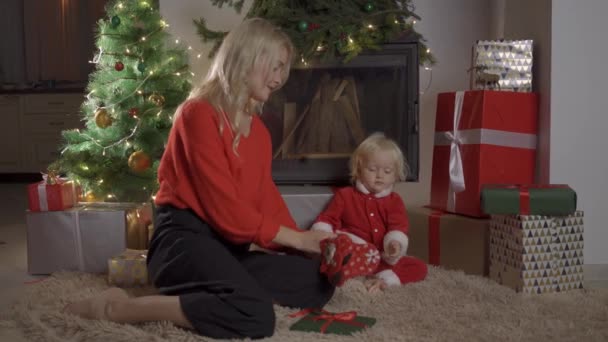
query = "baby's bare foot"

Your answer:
(63, 287), (129, 321)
